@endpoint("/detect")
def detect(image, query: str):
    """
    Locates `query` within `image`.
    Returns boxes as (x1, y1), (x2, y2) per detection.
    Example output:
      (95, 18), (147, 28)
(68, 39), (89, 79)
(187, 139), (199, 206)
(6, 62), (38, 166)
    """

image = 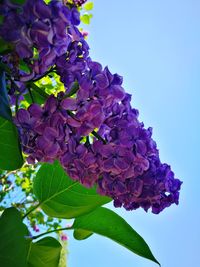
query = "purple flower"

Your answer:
(11, 0), (182, 215)
(61, 233), (68, 241)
